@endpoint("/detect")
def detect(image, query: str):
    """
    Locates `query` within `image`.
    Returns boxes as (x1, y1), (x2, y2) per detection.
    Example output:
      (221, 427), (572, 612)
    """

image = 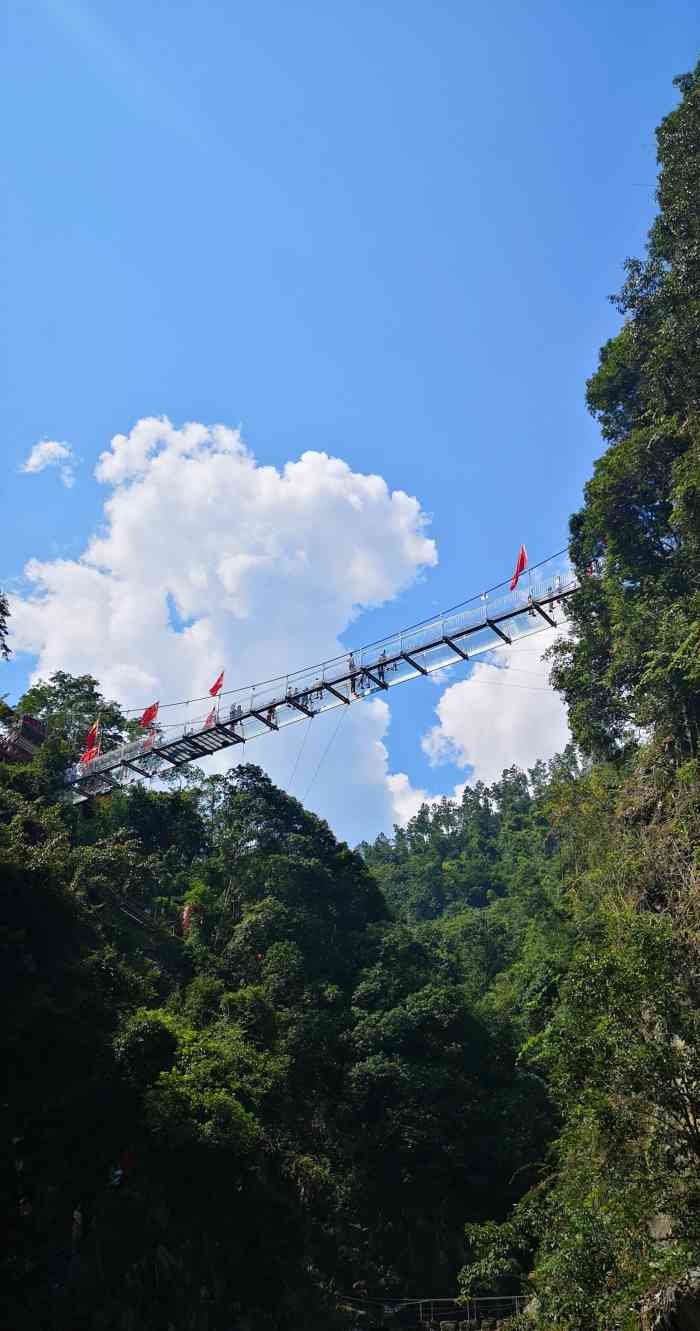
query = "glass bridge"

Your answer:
(66, 551), (578, 798)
